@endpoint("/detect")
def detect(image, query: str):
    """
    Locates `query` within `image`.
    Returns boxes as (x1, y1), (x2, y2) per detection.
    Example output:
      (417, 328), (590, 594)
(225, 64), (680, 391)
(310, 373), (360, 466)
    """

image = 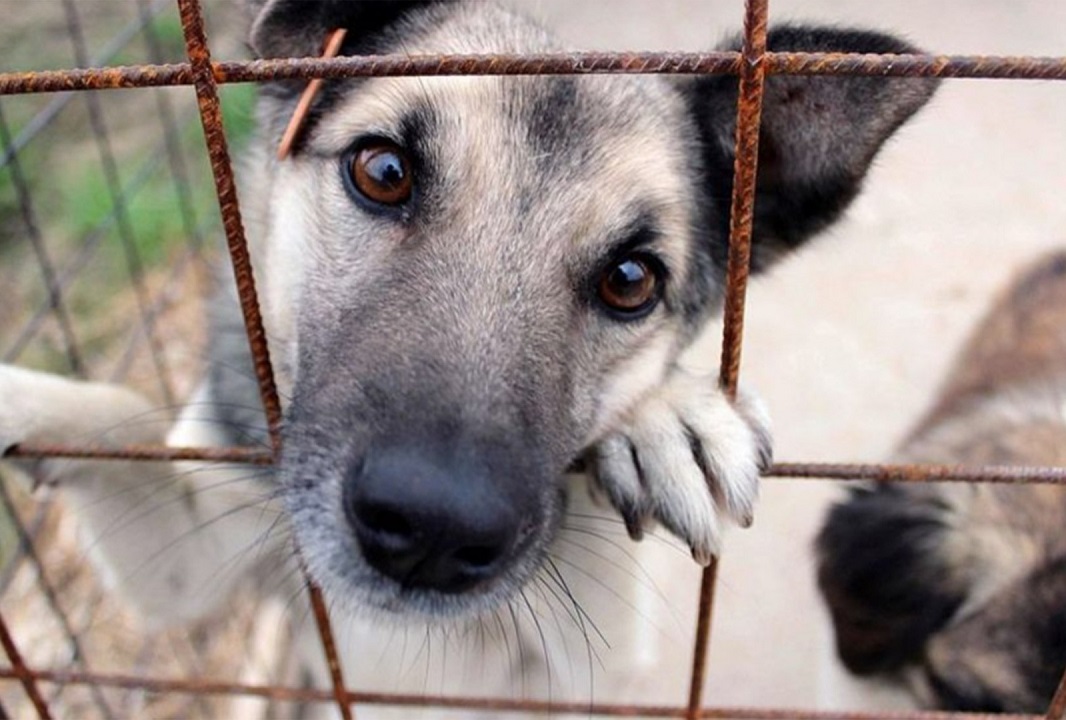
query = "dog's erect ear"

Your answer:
(816, 485), (968, 676)
(684, 26), (938, 272)
(247, 0), (447, 59)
